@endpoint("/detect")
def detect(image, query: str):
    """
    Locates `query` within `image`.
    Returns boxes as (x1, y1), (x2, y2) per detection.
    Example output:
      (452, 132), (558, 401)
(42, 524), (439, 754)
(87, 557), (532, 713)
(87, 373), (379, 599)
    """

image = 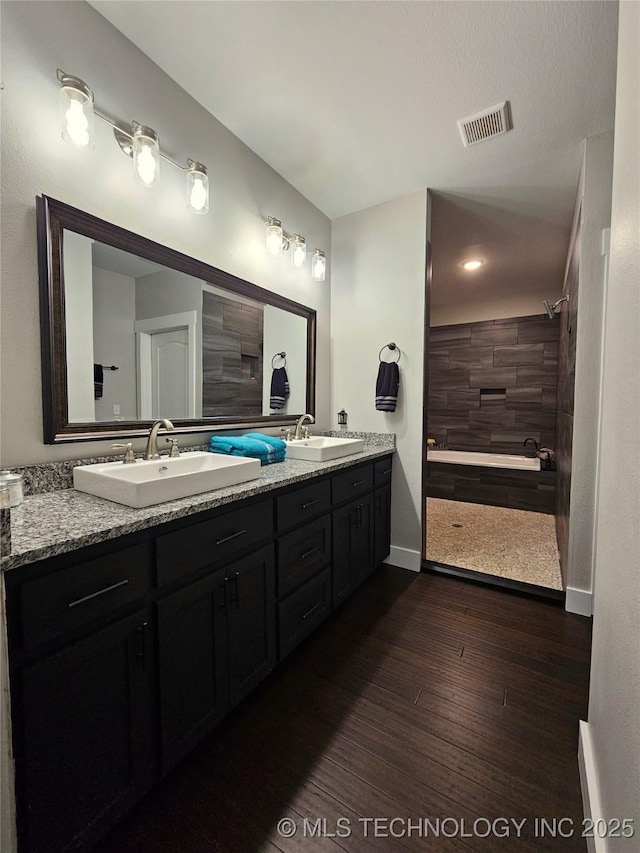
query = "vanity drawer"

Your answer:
(277, 514), (331, 598)
(156, 500), (273, 588)
(331, 463), (374, 506)
(278, 567), (332, 659)
(276, 479), (331, 532)
(18, 543), (150, 651)
(374, 456), (393, 486)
